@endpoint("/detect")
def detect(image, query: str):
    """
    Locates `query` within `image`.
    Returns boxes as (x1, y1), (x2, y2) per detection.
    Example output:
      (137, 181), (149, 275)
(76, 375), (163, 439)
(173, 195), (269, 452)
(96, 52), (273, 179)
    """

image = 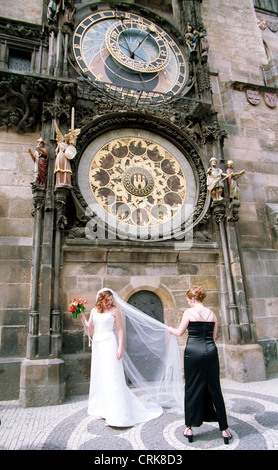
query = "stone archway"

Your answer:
(120, 282), (176, 327)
